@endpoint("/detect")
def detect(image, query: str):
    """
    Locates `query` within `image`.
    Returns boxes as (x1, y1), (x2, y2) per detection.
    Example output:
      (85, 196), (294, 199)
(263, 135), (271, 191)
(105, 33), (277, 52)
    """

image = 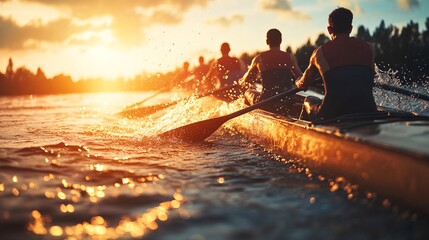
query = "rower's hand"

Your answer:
(295, 78), (308, 91)
(238, 77), (248, 88)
